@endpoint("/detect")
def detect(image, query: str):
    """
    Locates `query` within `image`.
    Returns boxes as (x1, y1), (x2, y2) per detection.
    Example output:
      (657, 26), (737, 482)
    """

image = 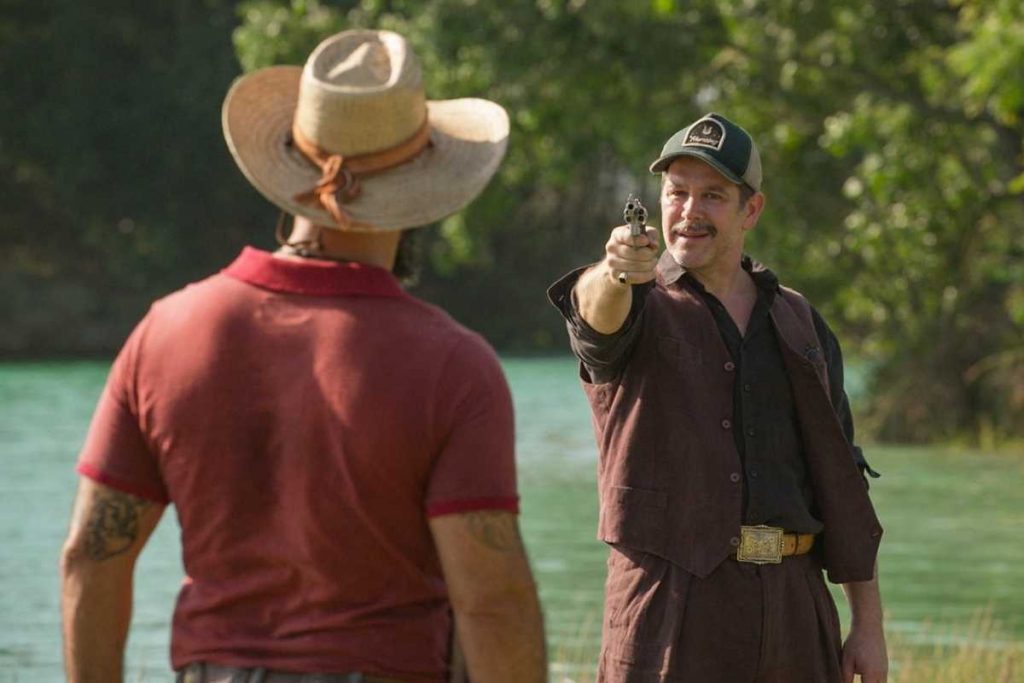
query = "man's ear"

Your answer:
(743, 192), (765, 230)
